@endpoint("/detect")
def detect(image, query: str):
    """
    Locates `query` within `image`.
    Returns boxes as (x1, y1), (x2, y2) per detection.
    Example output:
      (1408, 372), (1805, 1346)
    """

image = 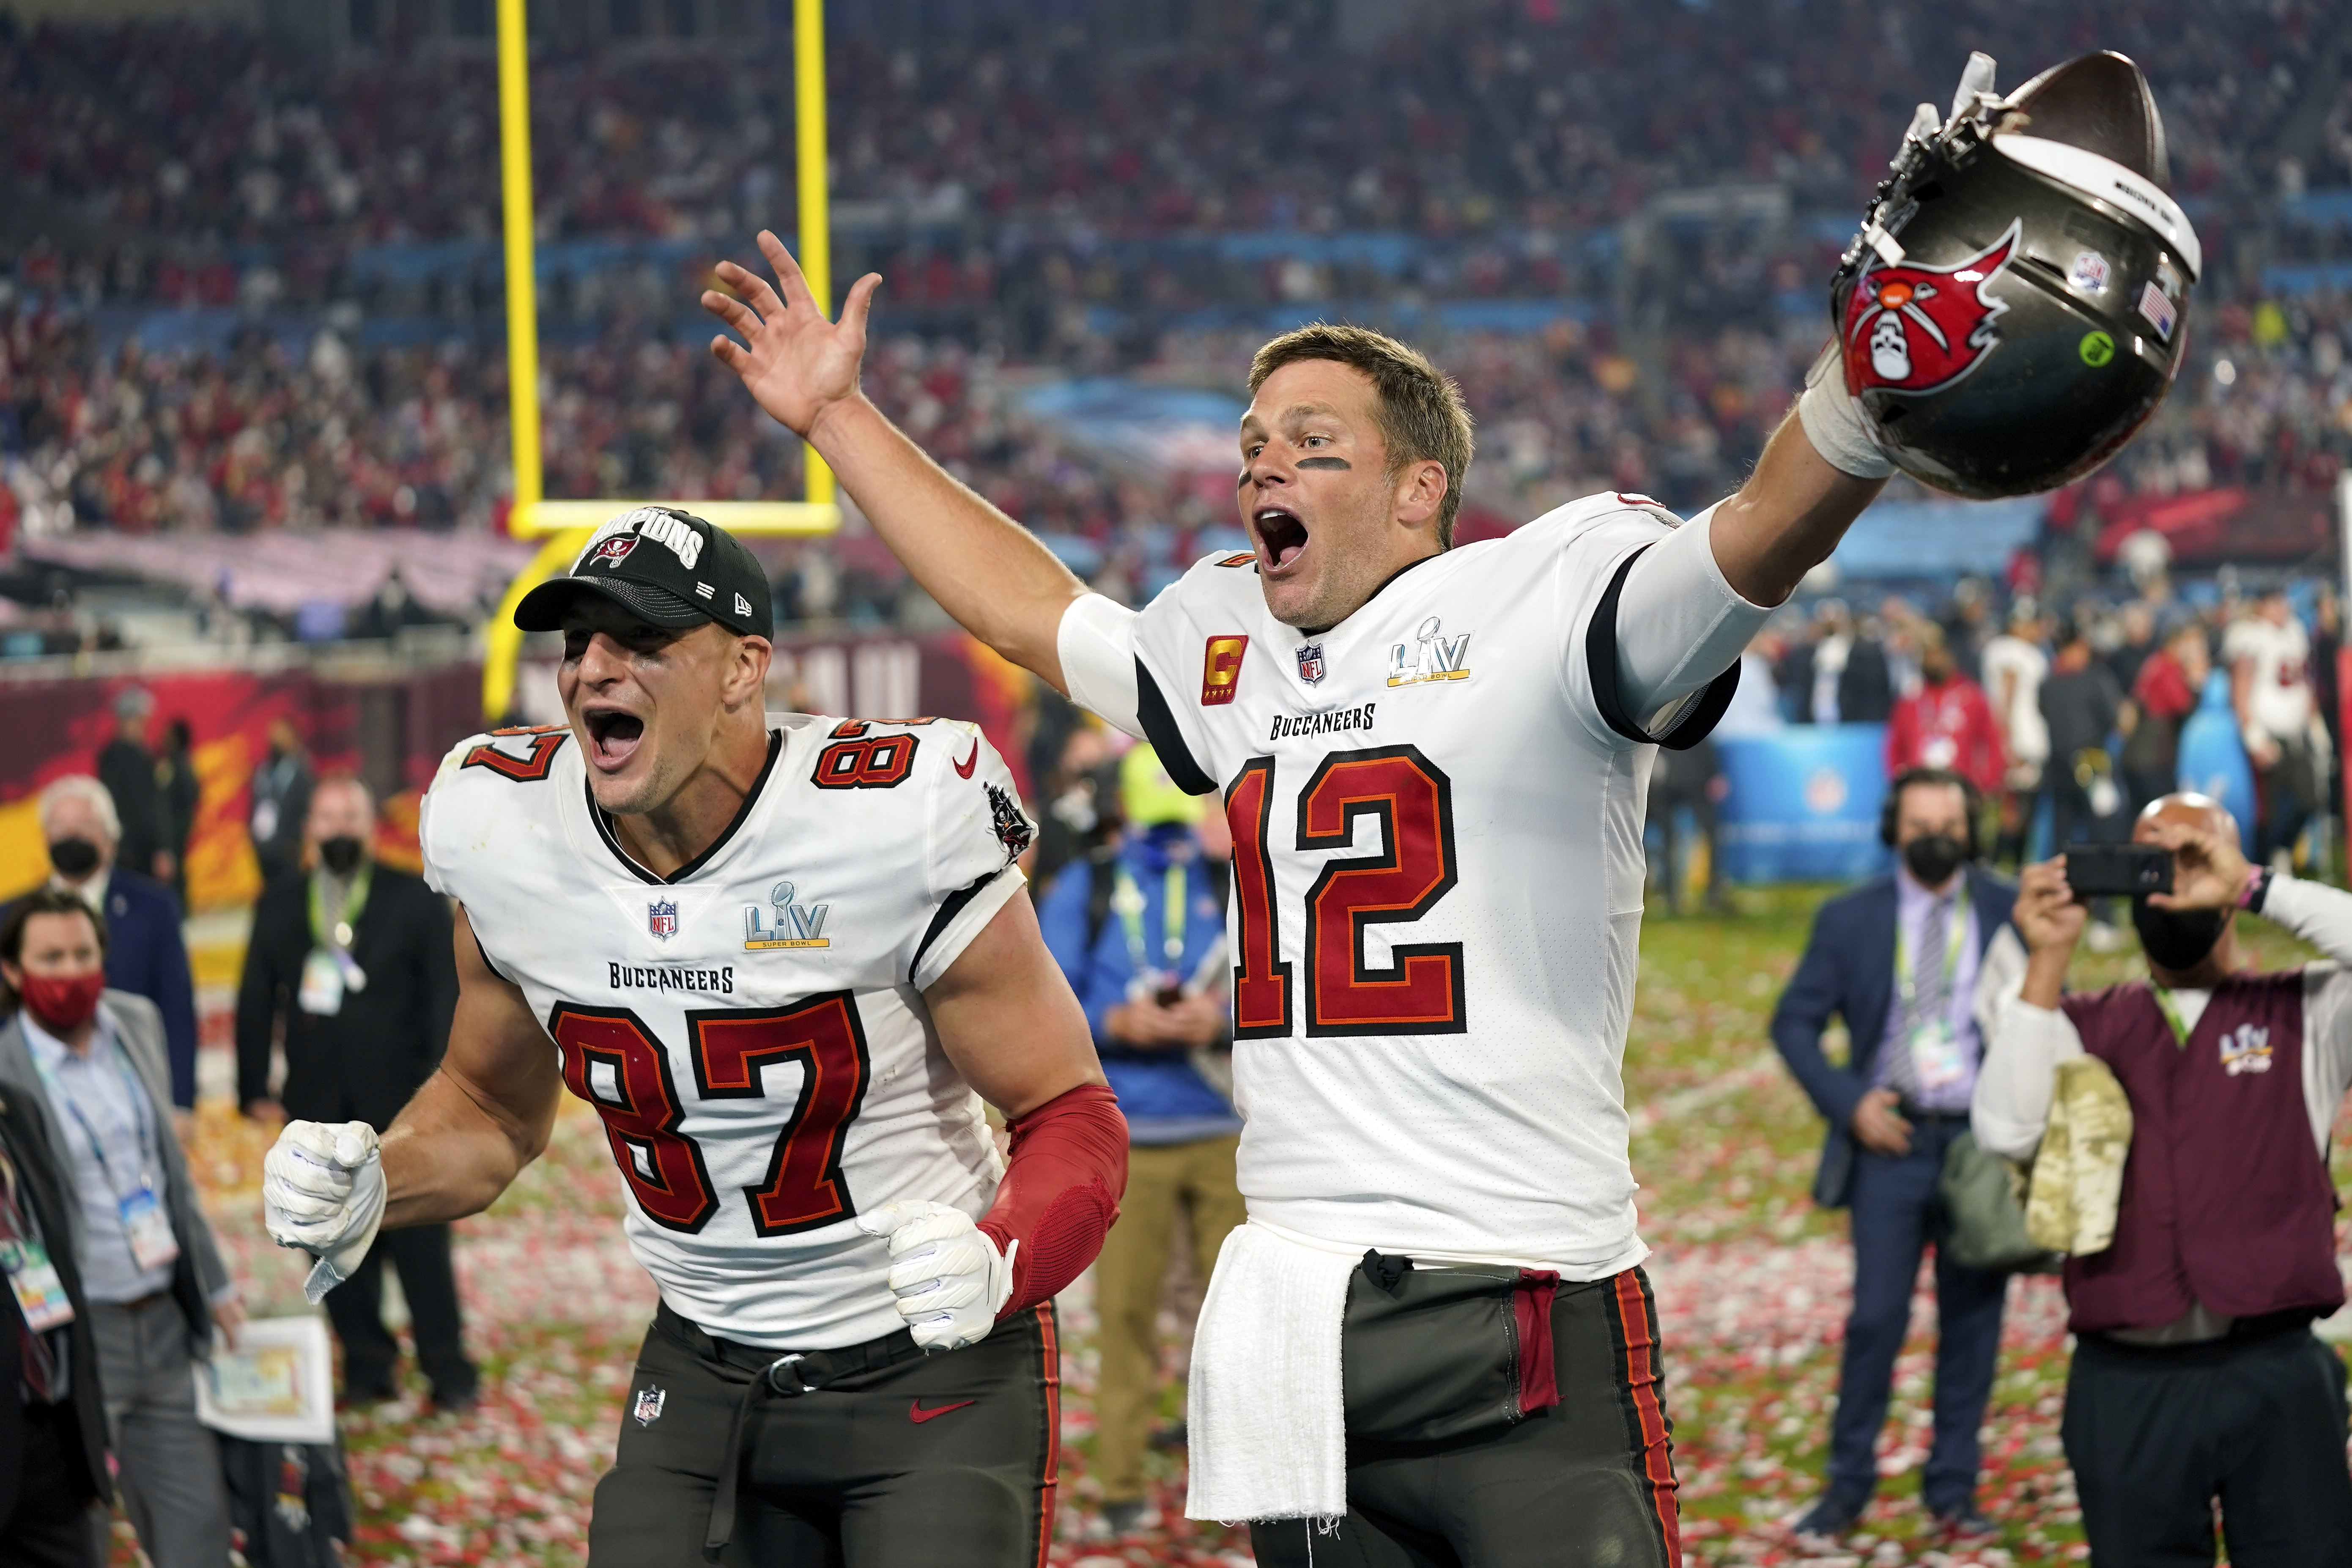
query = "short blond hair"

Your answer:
(1249, 323), (1475, 548)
